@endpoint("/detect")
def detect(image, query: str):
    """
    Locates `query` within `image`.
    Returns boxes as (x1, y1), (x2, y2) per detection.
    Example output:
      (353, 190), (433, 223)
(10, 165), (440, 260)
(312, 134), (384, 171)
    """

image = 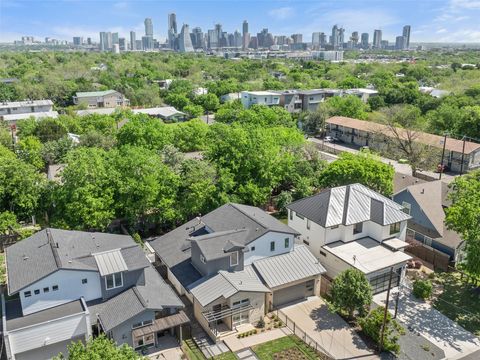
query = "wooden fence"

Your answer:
(405, 239), (450, 271)
(319, 275), (333, 297)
